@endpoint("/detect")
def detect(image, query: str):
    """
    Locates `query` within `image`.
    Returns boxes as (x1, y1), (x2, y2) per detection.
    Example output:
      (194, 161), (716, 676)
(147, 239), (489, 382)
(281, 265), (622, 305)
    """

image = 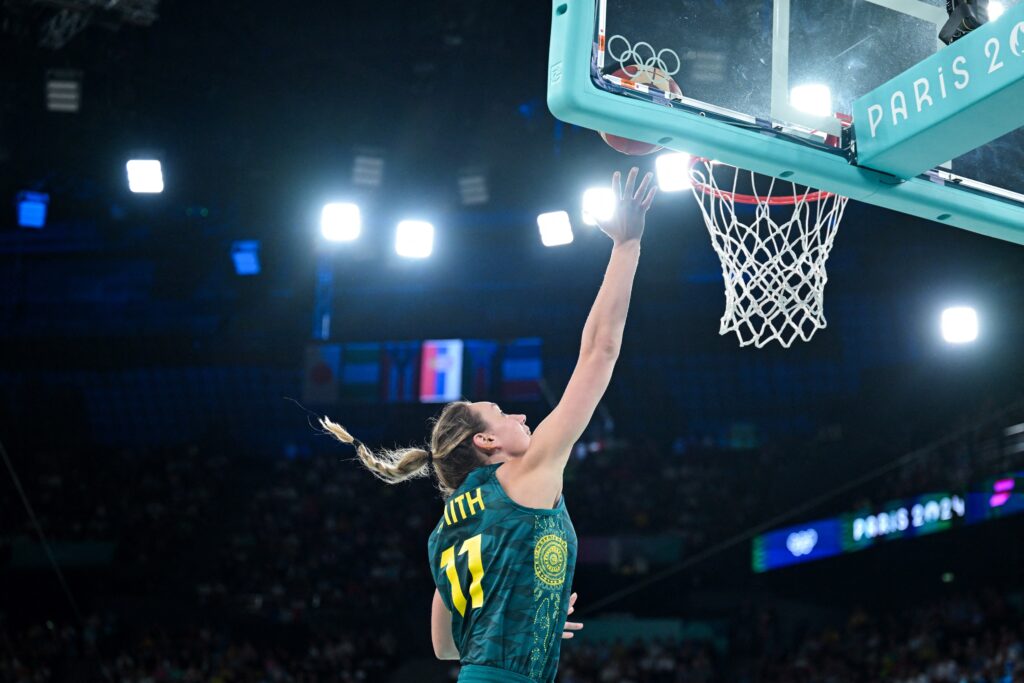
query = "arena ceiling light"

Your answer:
(321, 202), (361, 242)
(581, 187), (616, 226)
(941, 306), (978, 344)
(45, 69), (81, 113)
(396, 220), (434, 258)
(656, 152), (692, 192)
(458, 169), (489, 206)
(126, 159), (163, 193)
(790, 84), (833, 117)
(537, 211), (573, 247)
(231, 240), (260, 276)
(352, 152), (384, 188)
(17, 191), (49, 229)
